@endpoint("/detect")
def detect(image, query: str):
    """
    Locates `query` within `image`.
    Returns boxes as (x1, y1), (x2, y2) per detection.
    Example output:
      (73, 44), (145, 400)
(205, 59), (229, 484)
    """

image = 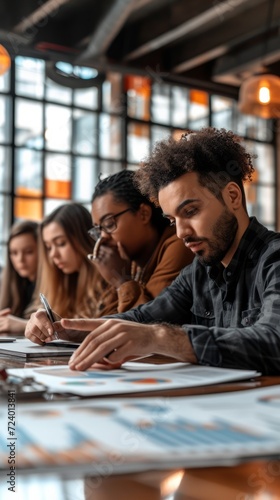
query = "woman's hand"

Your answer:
(90, 241), (132, 288)
(24, 309), (67, 344)
(0, 308), (27, 334)
(25, 309), (93, 345)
